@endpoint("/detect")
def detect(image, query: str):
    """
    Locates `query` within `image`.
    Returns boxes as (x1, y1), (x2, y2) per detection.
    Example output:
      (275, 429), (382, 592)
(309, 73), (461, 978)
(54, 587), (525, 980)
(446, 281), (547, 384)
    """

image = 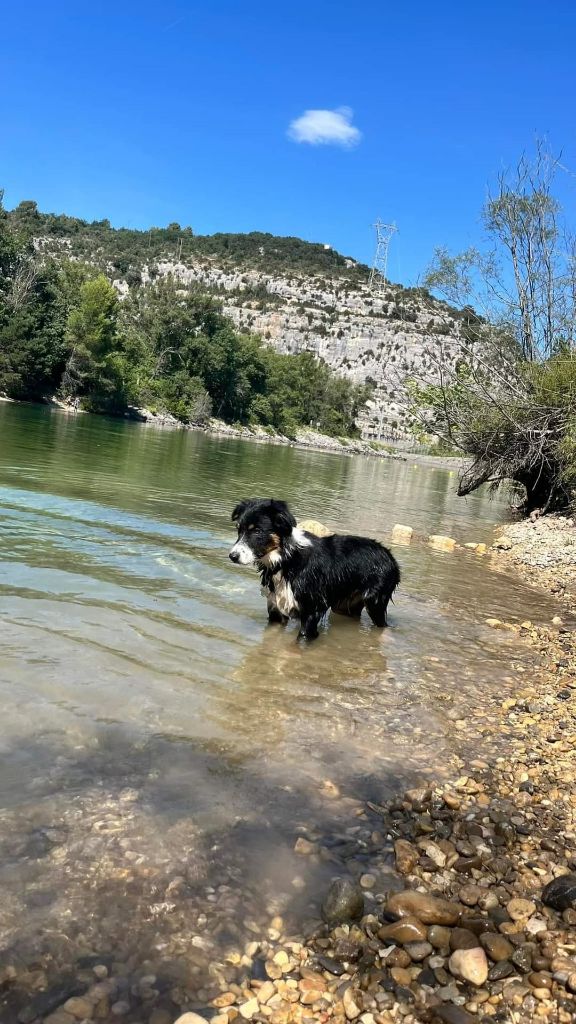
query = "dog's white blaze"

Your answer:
(229, 539), (255, 565)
